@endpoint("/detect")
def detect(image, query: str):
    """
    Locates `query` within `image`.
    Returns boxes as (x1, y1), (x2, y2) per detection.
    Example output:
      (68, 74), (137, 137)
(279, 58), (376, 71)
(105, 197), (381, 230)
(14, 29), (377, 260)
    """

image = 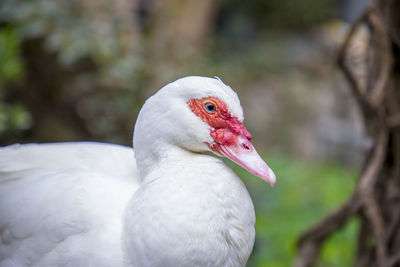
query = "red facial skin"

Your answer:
(187, 97), (252, 153)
